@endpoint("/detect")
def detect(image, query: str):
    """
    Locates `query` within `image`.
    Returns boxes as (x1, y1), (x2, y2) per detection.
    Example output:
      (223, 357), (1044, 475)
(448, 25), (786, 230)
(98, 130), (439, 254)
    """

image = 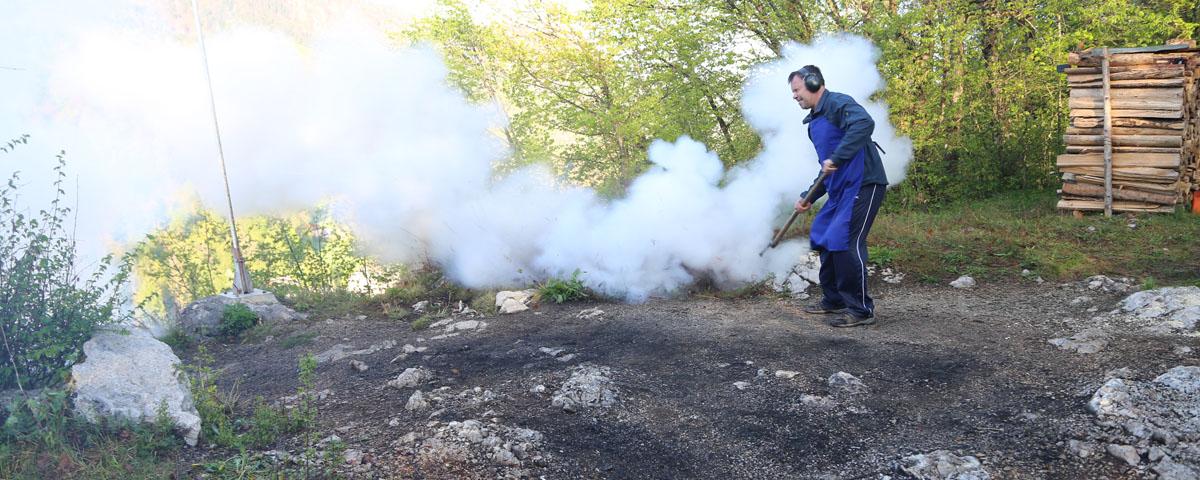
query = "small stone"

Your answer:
(733, 381), (751, 390)
(412, 301), (429, 312)
(387, 367), (431, 389)
(1070, 296), (1093, 306)
(1068, 439), (1095, 458)
(577, 307), (605, 319)
(344, 449), (364, 465)
(1148, 446), (1166, 462)
(539, 347), (566, 357)
(557, 353), (577, 362)
(828, 371), (866, 394)
(757, 368), (769, 378)
(450, 320), (482, 332)
(716, 363), (731, 368)
(1048, 328), (1108, 354)
(349, 360), (369, 372)
(388, 418), (400, 427)
(1174, 346), (1193, 356)
(530, 384), (546, 394)
(901, 450), (990, 479)
(1106, 444), (1140, 467)
(950, 276), (976, 289)
(406, 390), (428, 411)
(775, 370), (801, 379)
(799, 394), (836, 410)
